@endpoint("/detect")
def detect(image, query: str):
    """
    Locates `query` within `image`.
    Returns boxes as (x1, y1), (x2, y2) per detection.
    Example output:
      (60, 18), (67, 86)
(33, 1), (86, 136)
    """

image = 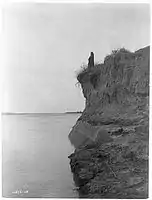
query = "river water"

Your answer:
(2, 113), (80, 198)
